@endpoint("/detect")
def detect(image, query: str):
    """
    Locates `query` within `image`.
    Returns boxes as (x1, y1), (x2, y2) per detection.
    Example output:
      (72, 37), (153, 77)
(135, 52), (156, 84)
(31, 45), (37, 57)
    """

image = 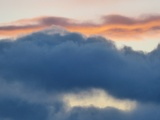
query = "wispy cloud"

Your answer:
(0, 16), (74, 37)
(1, 14), (160, 40)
